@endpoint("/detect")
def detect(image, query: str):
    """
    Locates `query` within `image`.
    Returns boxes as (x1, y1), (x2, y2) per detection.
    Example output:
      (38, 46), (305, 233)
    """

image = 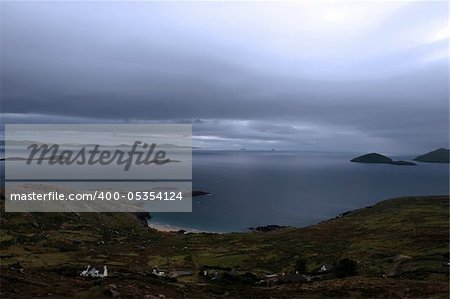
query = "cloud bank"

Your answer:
(1, 1), (448, 153)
